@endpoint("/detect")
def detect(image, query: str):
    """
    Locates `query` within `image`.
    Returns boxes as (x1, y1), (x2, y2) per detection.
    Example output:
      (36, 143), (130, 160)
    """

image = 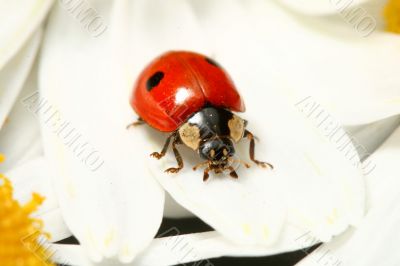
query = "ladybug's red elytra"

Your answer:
(129, 51), (272, 181)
